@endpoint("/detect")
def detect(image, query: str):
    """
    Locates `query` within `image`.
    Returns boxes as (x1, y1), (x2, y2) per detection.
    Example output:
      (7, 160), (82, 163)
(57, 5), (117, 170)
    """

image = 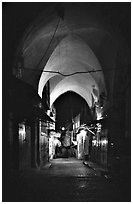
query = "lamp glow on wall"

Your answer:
(16, 55), (24, 79)
(19, 123), (26, 142)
